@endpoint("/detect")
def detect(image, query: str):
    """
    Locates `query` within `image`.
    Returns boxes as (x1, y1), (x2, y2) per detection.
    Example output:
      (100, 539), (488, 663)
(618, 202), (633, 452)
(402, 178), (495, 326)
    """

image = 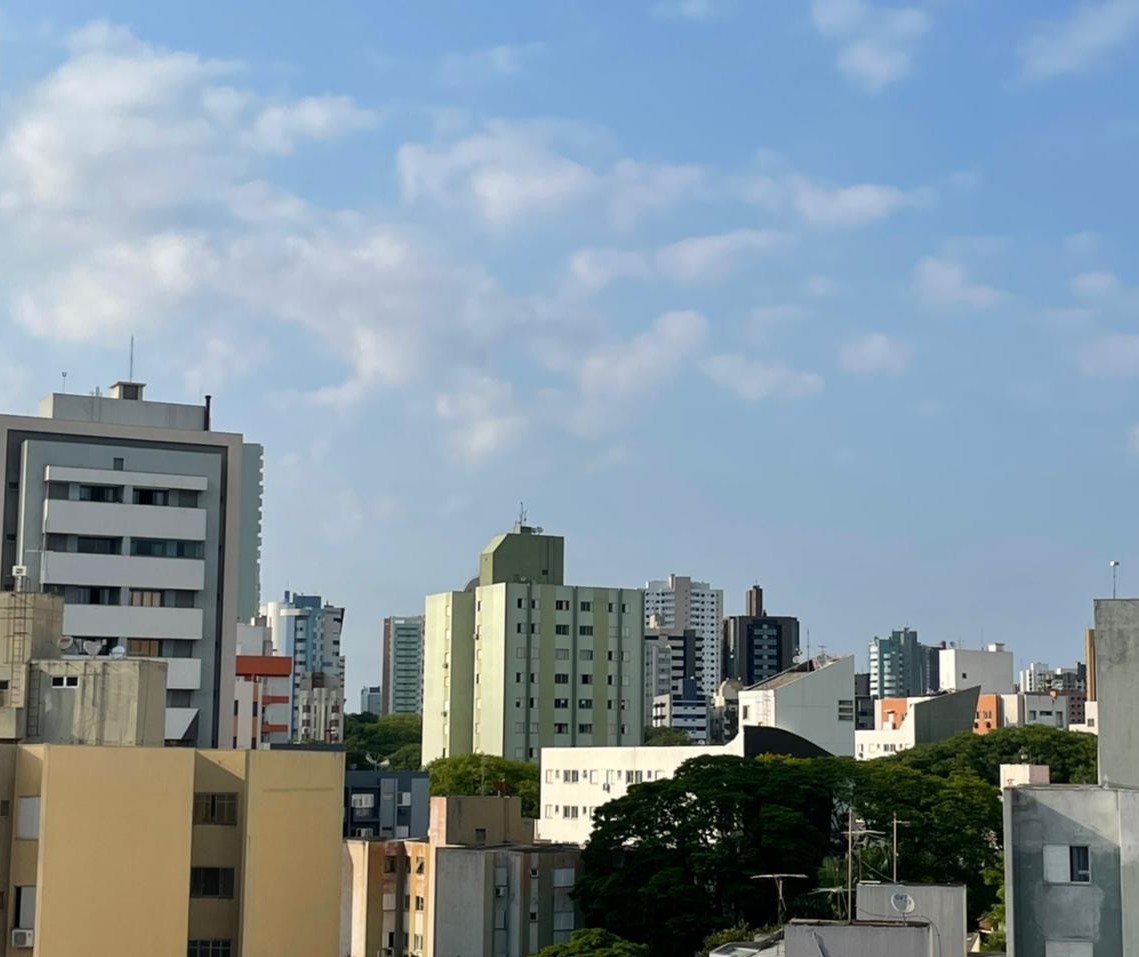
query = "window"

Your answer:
(76, 536), (121, 555)
(127, 639), (161, 657)
(1043, 844), (1091, 883)
(553, 867), (575, 888)
(190, 867), (236, 898)
(193, 793), (238, 826)
(415, 895), (424, 911)
(517, 598), (525, 609)
(350, 793), (376, 810)
(555, 600), (569, 611)
(14, 886), (35, 930)
(579, 626), (594, 636)
(555, 673), (569, 685)
(555, 723), (569, 733)
(580, 601), (592, 612)
(554, 698), (569, 708)
(581, 674), (593, 685)
(188, 941), (232, 957)
(113, 457), (124, 470)
(131, 589), (164, 607)
(415, 856), (425, 874)
(577, 699), (592, 709)
(578, 723), (593, 733)
(384, 856), (397, 873)
(78, 484), (122, 503)
(555, 649), (570, 660)
(49, 675), (79, 689)
(555, 624), (569, 636)
(579, 650), (593, 661)
(134, 488), (170, 506)
(1044, 944), (1093, 957)
(475, 827), (487, 844)
(15, 797), (39, 840)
